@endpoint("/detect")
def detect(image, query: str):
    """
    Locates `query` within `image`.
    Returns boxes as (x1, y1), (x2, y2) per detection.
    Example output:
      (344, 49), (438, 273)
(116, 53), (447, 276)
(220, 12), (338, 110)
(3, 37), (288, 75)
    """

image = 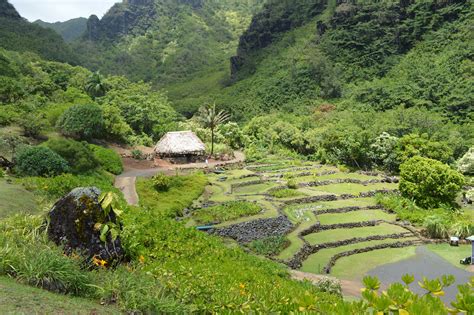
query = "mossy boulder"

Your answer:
(47, 187), (125, 264)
